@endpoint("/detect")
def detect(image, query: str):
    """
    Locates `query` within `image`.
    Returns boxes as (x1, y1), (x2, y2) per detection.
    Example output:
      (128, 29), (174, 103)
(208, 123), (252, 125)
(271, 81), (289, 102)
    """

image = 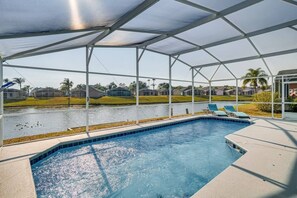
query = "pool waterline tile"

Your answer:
(29, 116), (251, 166)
